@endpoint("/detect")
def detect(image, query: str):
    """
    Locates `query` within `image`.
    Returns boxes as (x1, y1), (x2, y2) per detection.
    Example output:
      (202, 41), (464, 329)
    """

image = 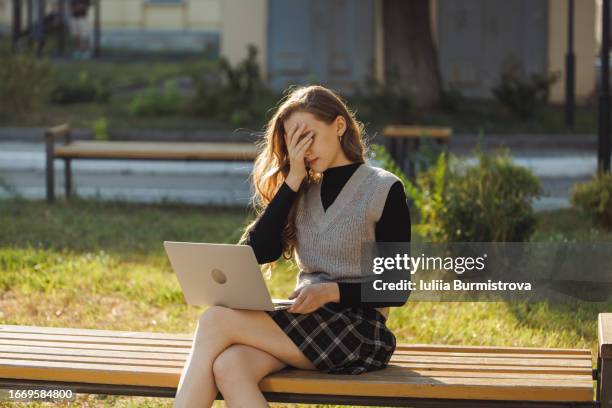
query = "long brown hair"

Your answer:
(239, 85), (369, 274)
